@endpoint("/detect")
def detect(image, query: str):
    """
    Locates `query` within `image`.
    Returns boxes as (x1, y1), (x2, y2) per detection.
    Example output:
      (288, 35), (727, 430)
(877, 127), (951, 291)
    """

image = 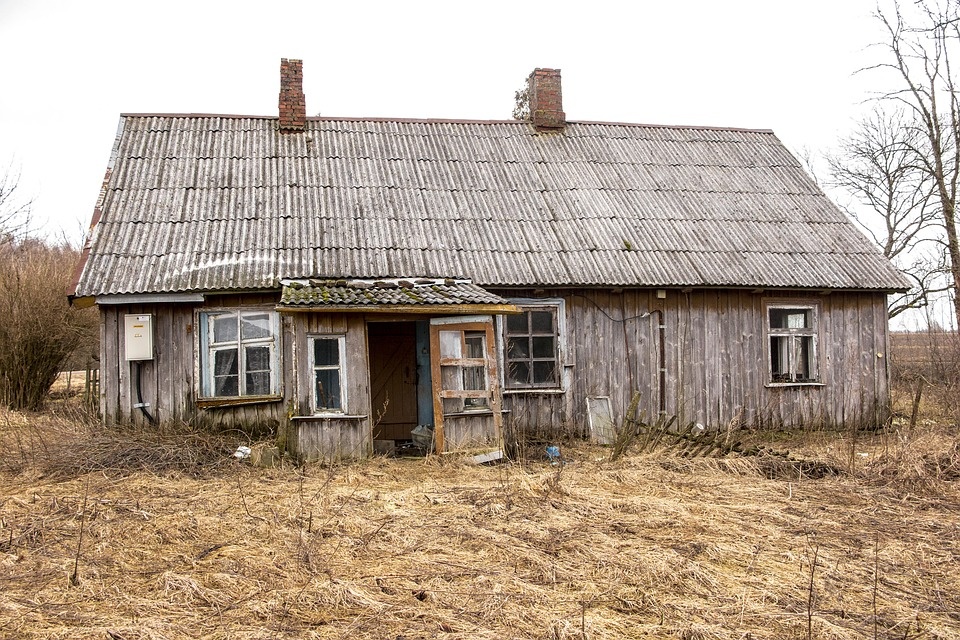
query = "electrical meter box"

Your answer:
(124, 314), (154, 361)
